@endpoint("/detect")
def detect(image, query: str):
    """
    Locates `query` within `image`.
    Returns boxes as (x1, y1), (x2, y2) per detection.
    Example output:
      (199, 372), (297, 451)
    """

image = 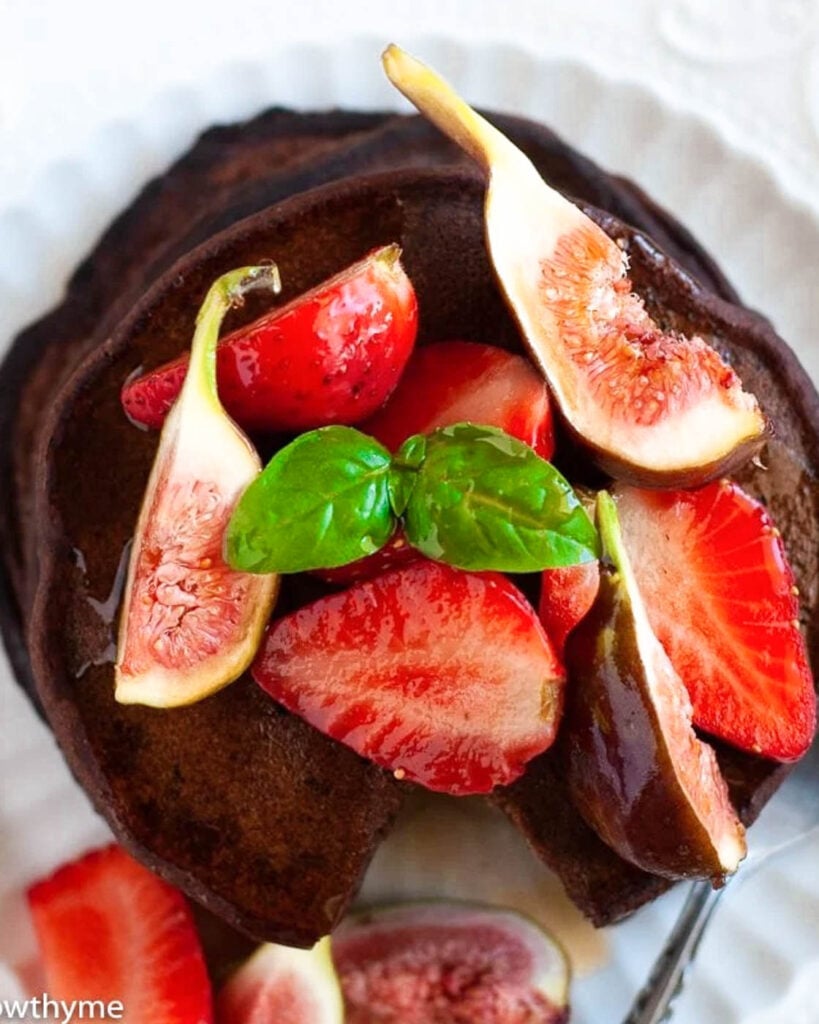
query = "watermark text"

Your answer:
(0, 995), (123, 1022)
